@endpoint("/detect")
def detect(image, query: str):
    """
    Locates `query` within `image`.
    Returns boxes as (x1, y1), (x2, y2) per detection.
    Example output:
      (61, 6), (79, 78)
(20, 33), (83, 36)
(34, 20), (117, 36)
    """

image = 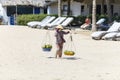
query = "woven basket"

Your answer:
(64, 50), (75, 56)
(42, 47), (52, 51)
